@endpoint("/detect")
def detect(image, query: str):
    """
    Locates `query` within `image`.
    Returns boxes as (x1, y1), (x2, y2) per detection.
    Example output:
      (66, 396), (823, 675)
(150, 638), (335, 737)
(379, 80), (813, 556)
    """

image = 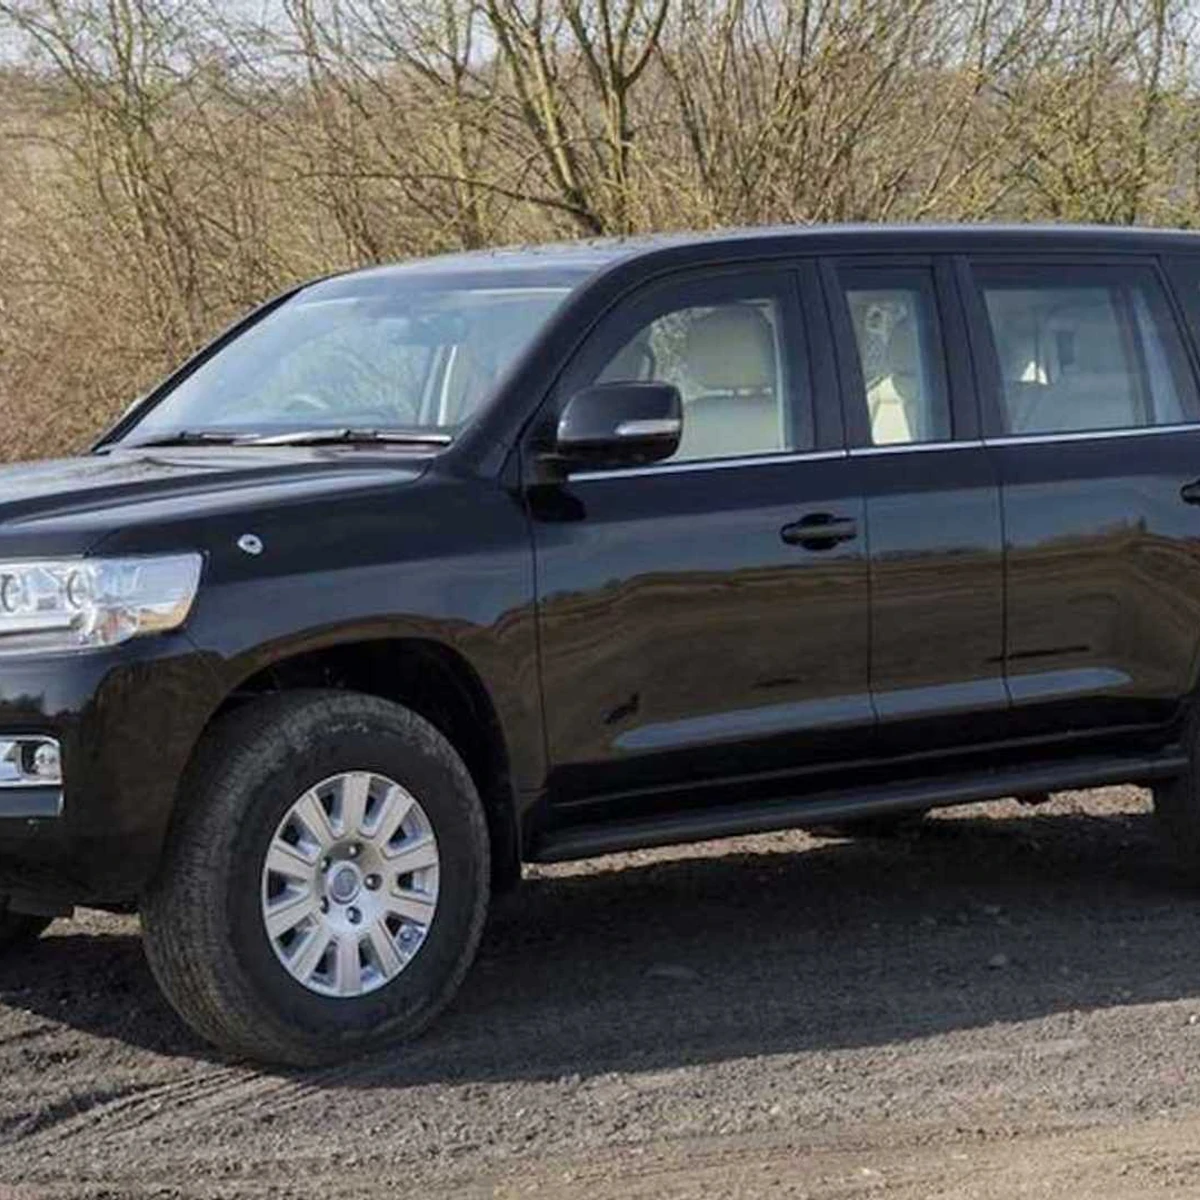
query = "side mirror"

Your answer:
(551, 382), (682, 470)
